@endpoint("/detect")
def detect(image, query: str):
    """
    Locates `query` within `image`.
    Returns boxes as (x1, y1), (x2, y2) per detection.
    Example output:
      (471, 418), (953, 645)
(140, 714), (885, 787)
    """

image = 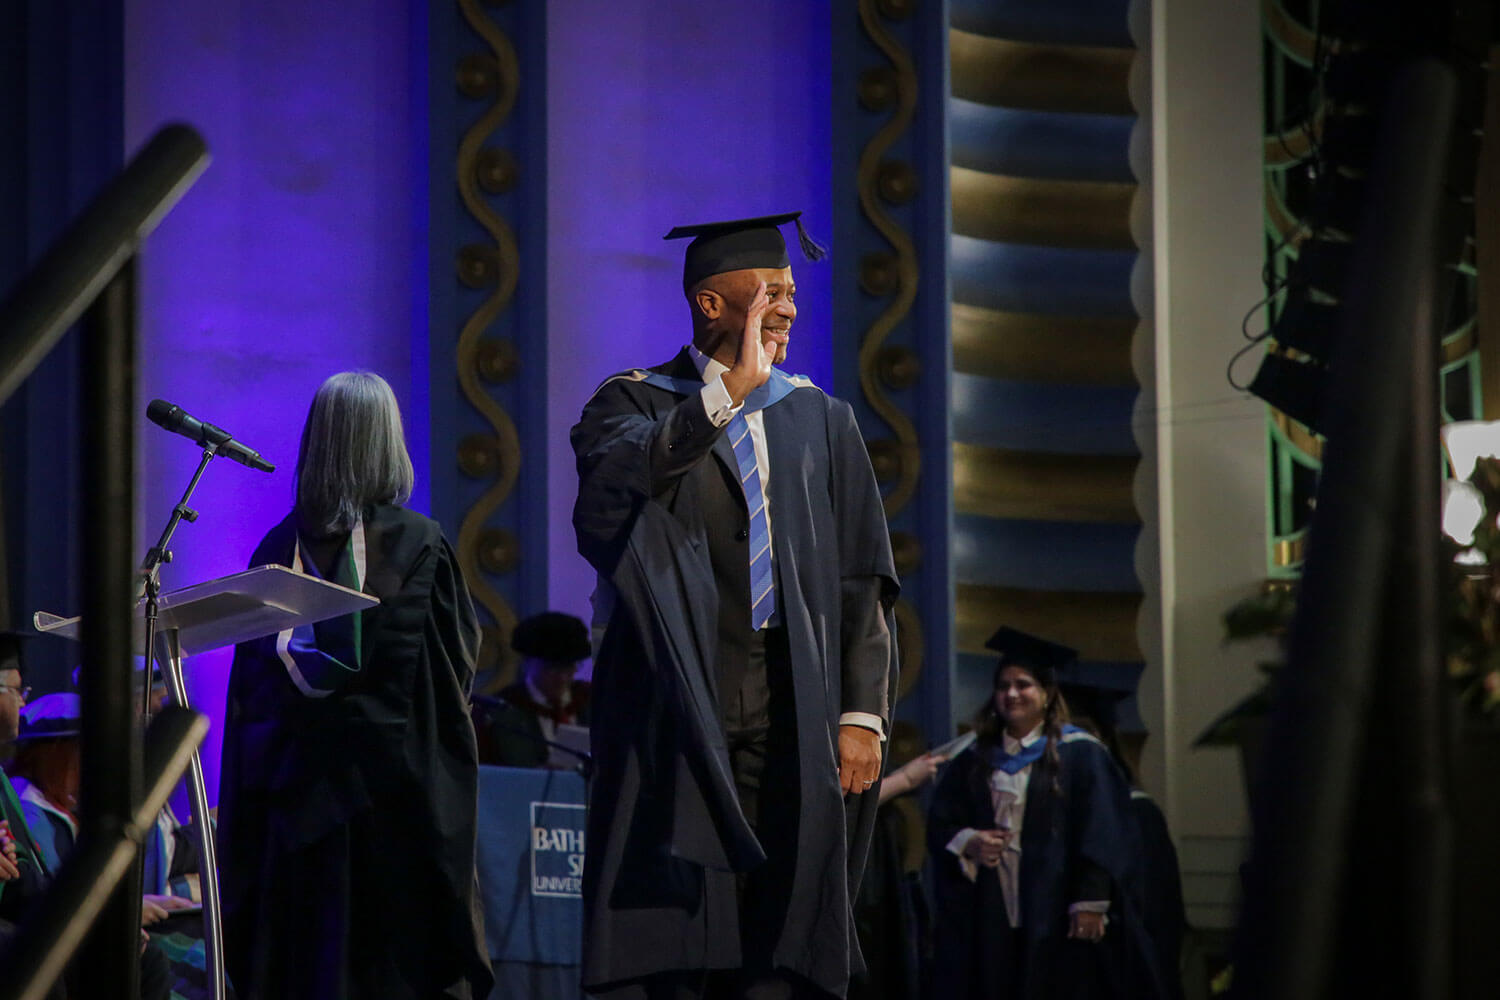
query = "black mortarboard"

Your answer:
(0, 630), (35, 675)
(985, 626), (1078, 688)
(511, 611), (591, 663)
(665, 211), (827, 290)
